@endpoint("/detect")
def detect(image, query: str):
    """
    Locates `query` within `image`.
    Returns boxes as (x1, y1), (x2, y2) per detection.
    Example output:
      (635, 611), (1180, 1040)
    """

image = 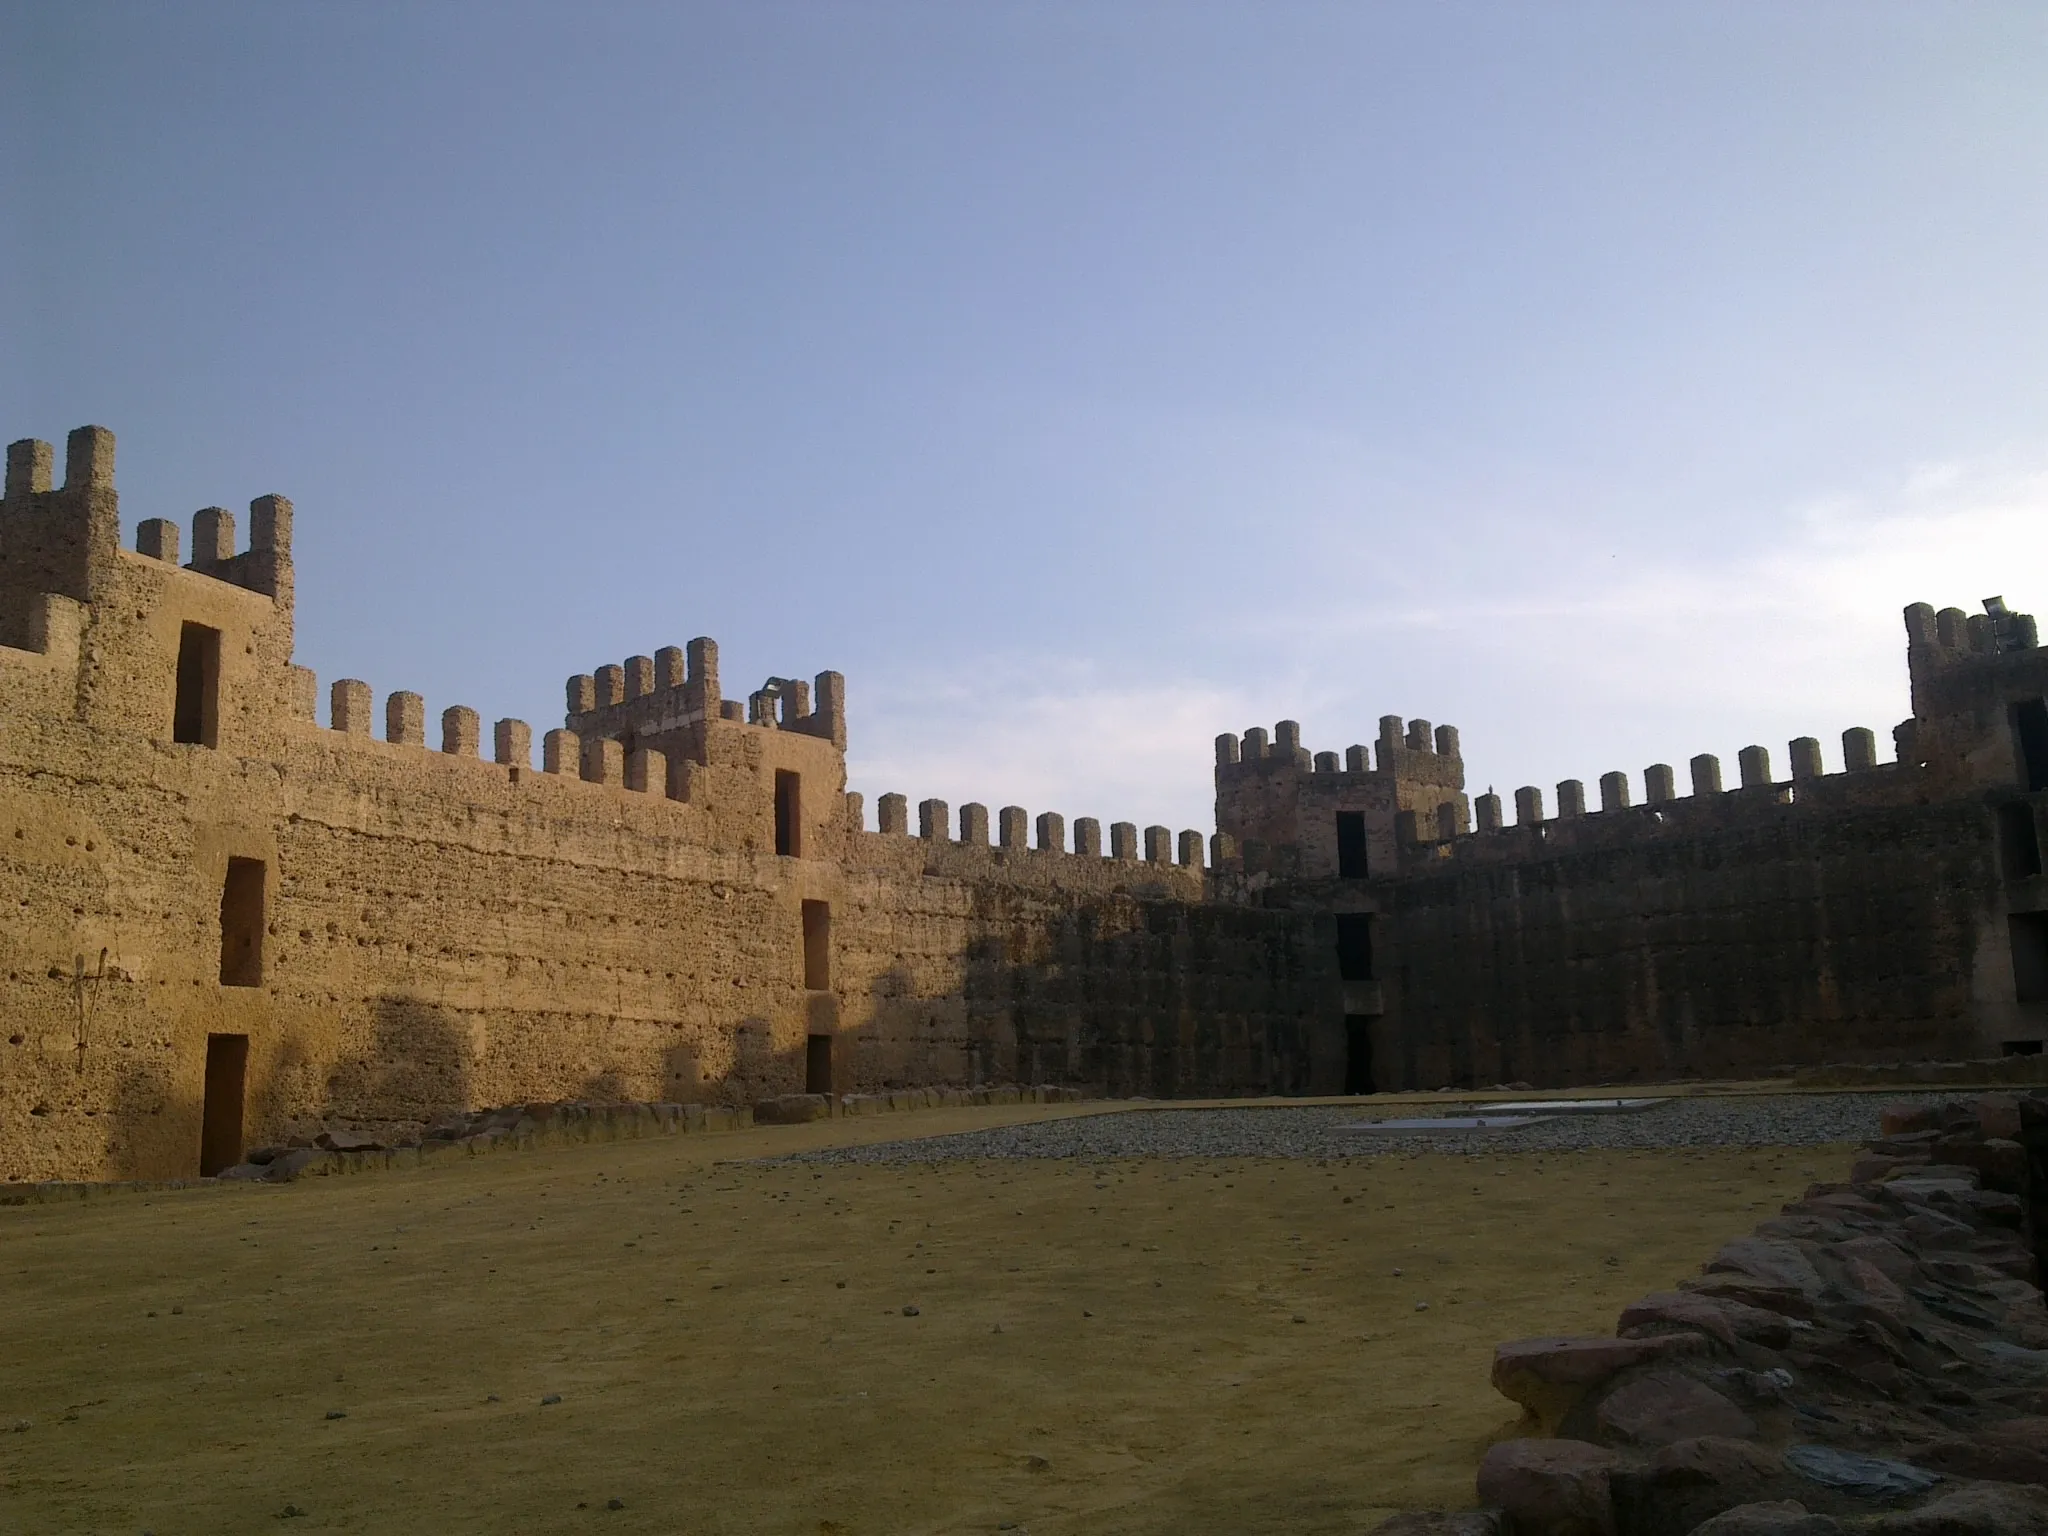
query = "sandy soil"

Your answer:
(0, 1106), (1828, 1535)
